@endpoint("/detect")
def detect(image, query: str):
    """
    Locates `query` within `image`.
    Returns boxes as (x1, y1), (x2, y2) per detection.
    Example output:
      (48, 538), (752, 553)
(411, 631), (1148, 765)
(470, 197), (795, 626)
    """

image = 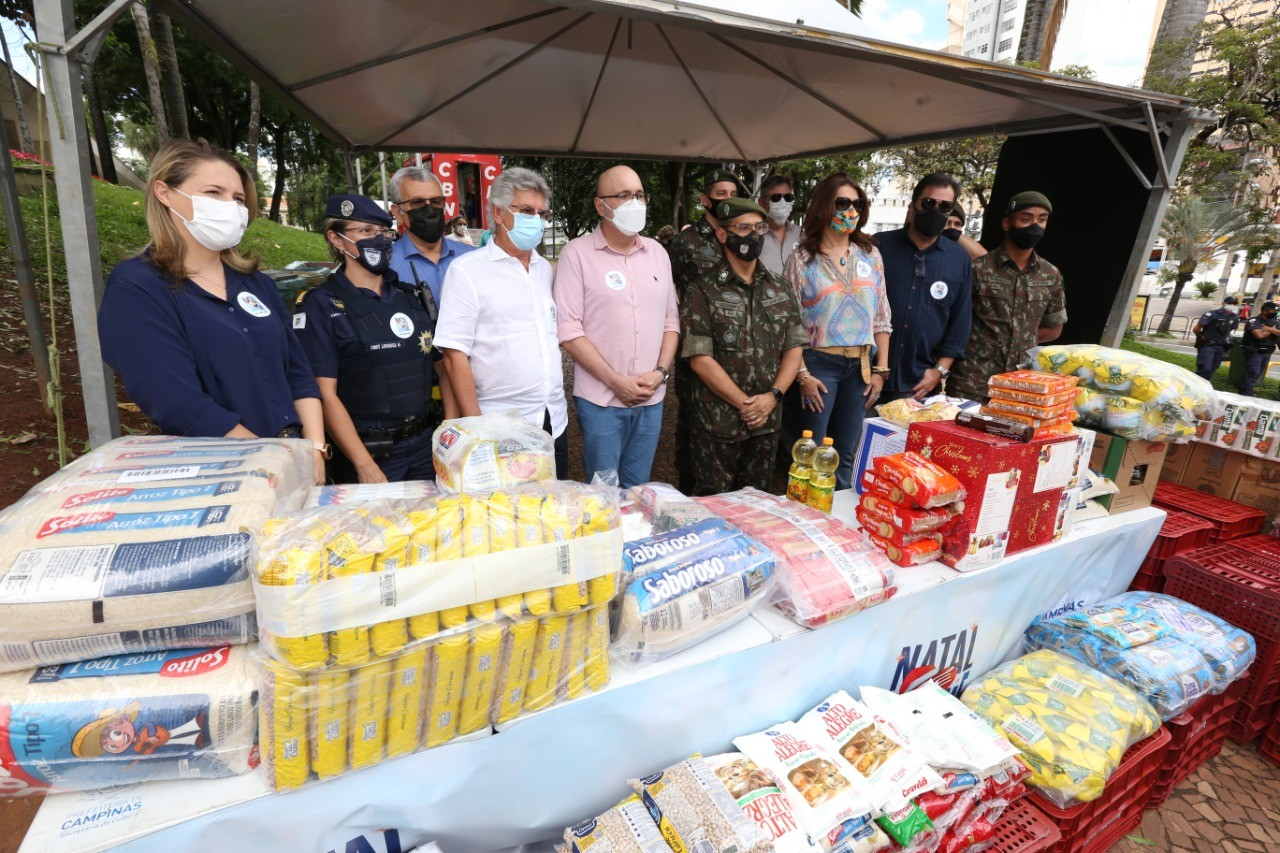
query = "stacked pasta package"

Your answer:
(252, 481), (623, 790)
(857, 452), (966, 568)
(1028, 343), (1217, 442)
(694, 488), (897, 629)
(1023, 592), (1256, 721)
(979, 370), (1079, 438)
(961, 649), (1162, 807)
(0, 436), (314, 794)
